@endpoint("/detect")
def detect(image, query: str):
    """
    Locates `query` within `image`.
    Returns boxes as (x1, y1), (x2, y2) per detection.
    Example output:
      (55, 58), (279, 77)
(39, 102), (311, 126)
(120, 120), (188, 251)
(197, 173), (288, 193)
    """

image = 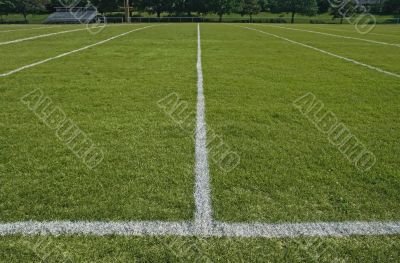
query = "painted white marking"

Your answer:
(310, 25), (400, 38)
(0, 26), (59, 33)
(213, 221), (400, 238)
(0, 221), (193, 236)
(194, 23), (213, 236)
(257, 24), (400, 47)
(2, 23), (399, 239)
(239, 26), (400, 79)
(1, 221), (399, 237)
(0, 26), (106, 46)
(0, 25), (155, 77)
